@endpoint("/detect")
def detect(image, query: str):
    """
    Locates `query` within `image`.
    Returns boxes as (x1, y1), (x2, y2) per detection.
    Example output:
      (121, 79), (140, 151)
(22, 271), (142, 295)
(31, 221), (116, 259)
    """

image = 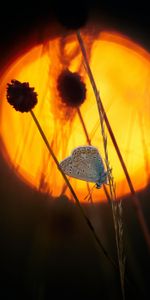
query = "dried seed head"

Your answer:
(57, 69), (86, 107)
(7, 80), (38, 112)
